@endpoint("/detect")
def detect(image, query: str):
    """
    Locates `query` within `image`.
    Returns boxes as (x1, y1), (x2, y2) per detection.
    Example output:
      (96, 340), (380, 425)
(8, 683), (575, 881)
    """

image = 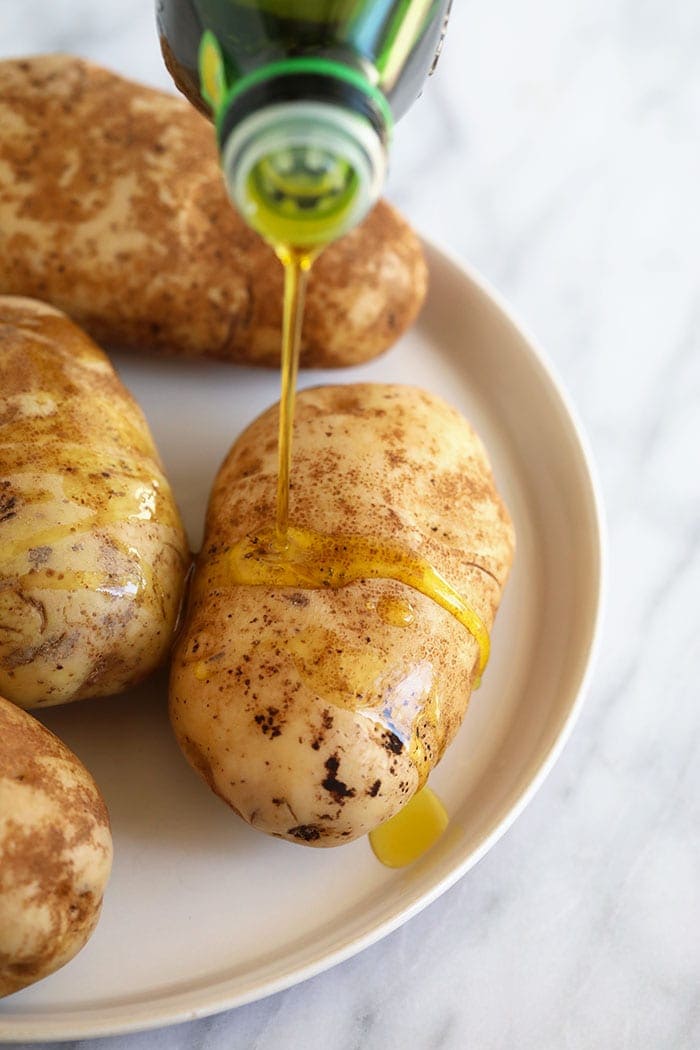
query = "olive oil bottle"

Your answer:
(157, 0), (451, 247)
